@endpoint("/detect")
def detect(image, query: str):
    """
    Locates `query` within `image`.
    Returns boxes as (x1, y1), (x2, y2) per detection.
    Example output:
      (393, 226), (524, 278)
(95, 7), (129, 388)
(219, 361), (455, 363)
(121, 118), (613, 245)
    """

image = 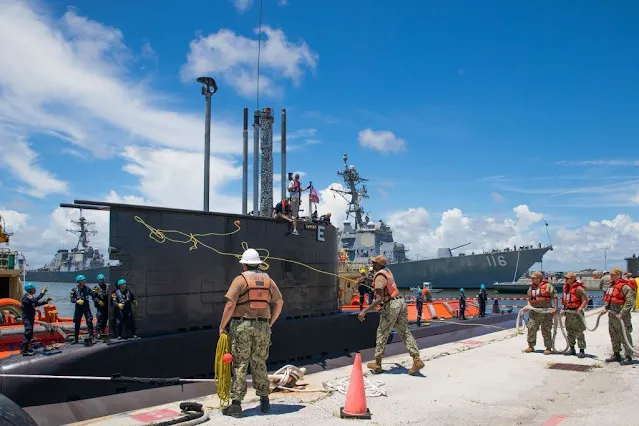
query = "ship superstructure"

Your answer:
(334, 153), (552, 289)
(26, 211), (108, 283)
